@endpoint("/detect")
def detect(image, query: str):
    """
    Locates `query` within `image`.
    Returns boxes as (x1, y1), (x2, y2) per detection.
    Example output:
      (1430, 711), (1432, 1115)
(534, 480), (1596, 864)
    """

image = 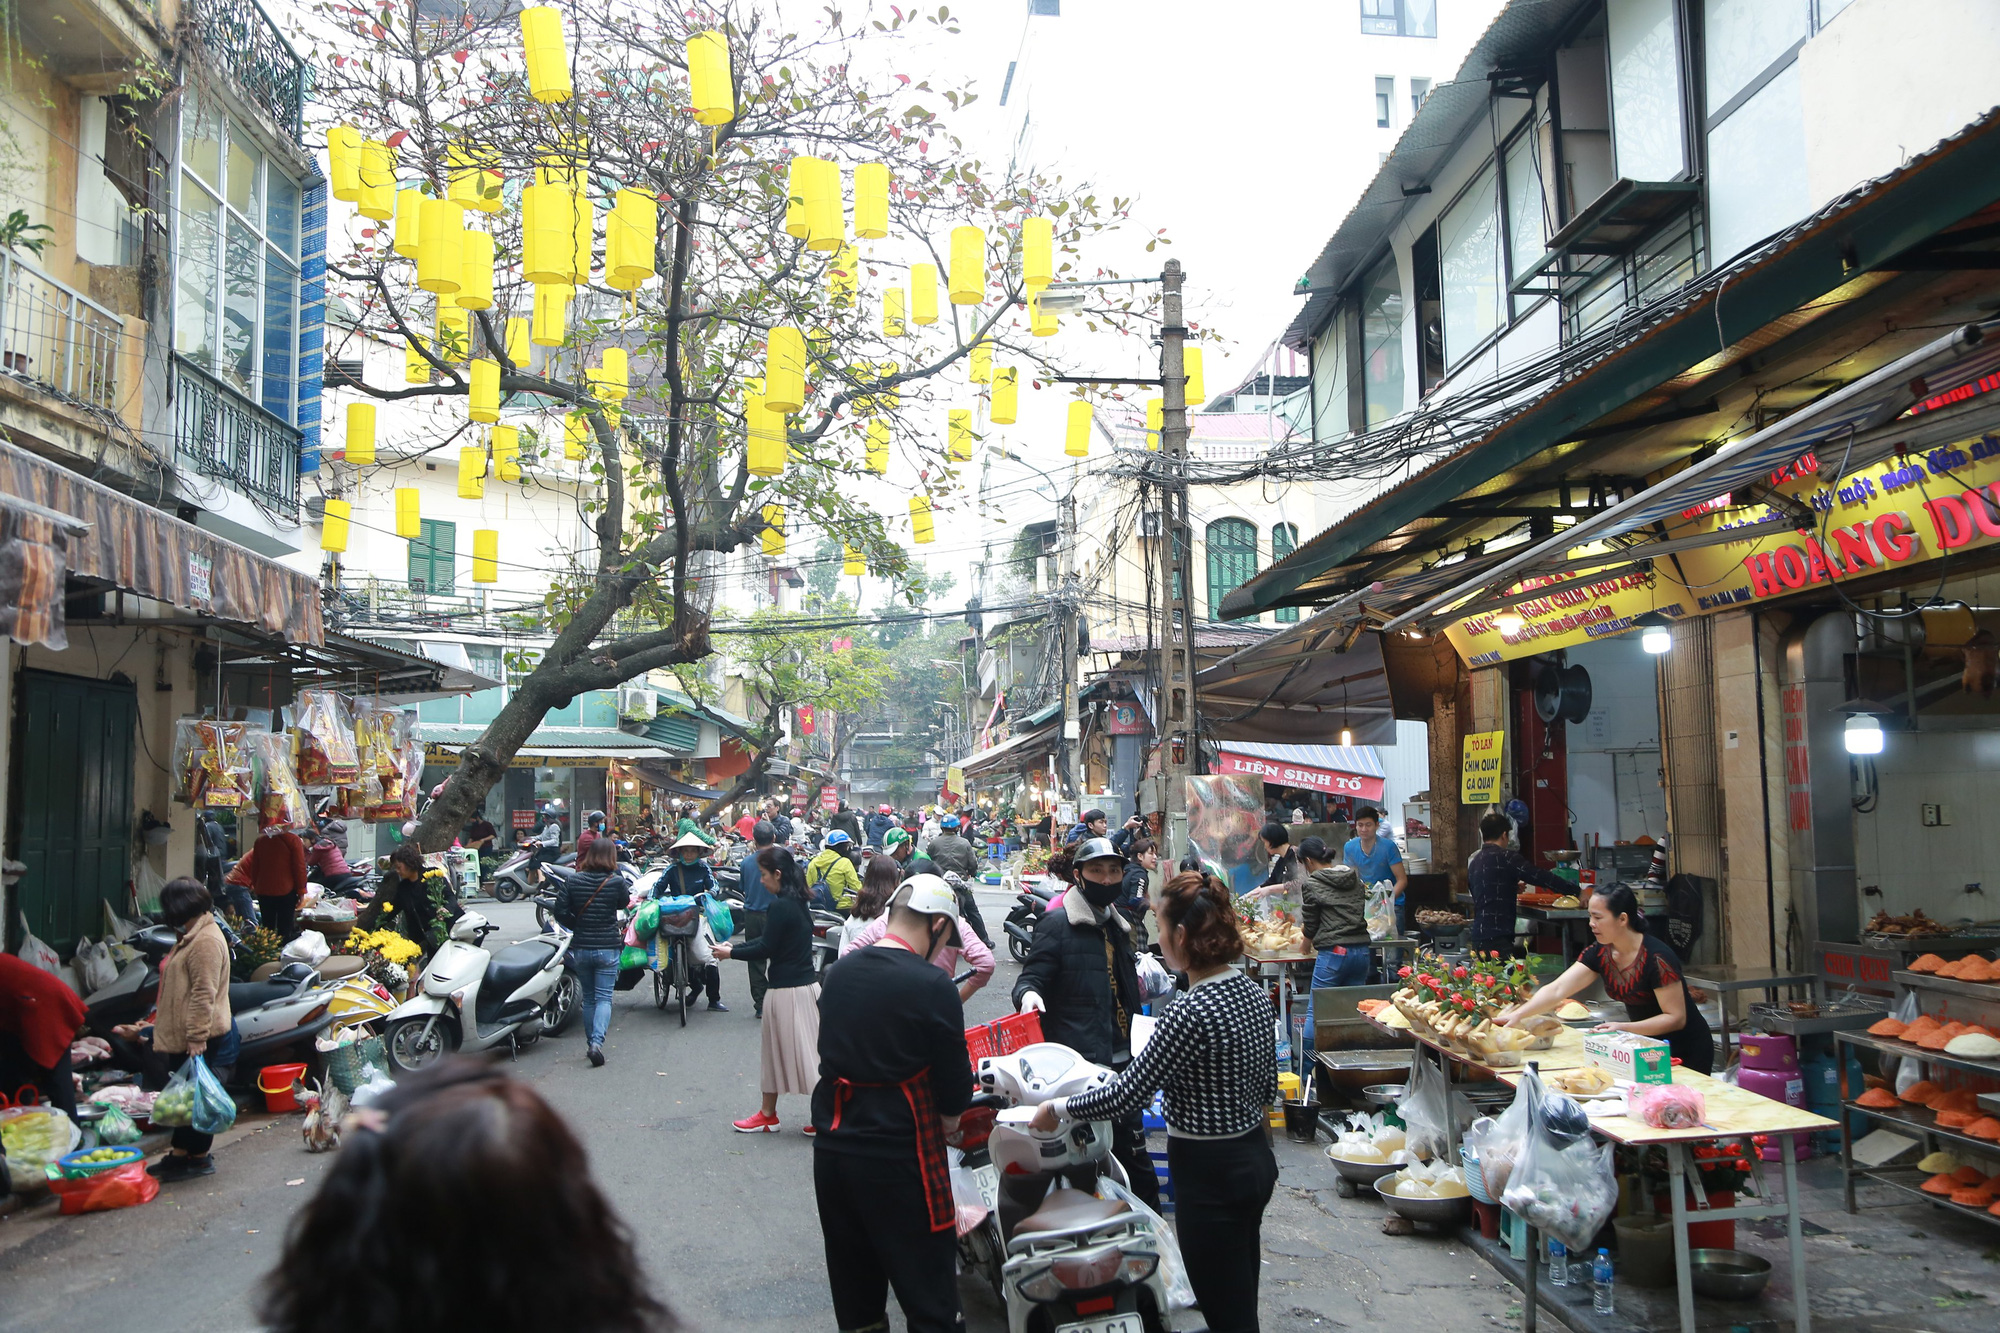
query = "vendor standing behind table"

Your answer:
(1298, 838), (1369, 1034)
(1465, 811), (1572, 956)
(1032, 871), (1278, 1333)
(1499, 884), (1714, 1074)
(1341, 806), (1408, 931)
